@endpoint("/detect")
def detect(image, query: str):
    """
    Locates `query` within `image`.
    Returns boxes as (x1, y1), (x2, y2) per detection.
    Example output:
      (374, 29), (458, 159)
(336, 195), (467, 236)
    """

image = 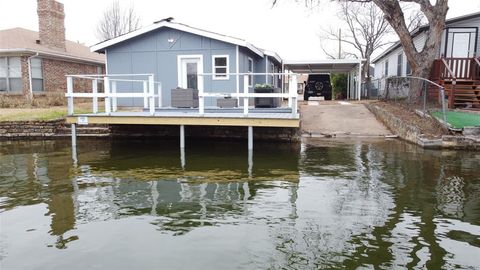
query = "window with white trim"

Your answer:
(212, 55), (229, 80)
(396, 53), (403, 76)
(31, 58), (43, 92)
(0, 57), (22, 92)
(247, 57), (253, 87)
